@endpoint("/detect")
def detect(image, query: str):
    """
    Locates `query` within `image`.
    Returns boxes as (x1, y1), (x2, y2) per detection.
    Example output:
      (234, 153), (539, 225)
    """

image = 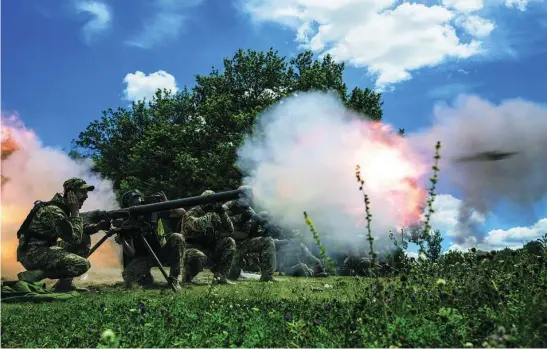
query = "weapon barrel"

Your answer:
(106, 189), (247, 219)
